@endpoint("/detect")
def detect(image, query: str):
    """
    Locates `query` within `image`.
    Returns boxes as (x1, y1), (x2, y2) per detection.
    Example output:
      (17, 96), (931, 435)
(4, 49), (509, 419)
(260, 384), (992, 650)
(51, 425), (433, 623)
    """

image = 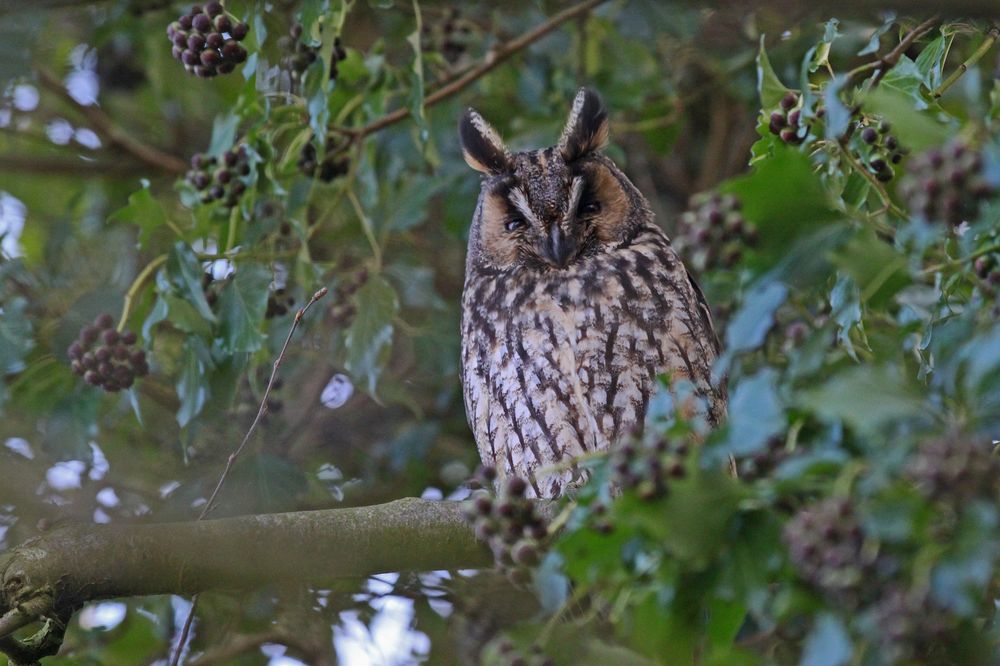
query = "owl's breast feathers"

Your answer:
(461, 223), (725, 498)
